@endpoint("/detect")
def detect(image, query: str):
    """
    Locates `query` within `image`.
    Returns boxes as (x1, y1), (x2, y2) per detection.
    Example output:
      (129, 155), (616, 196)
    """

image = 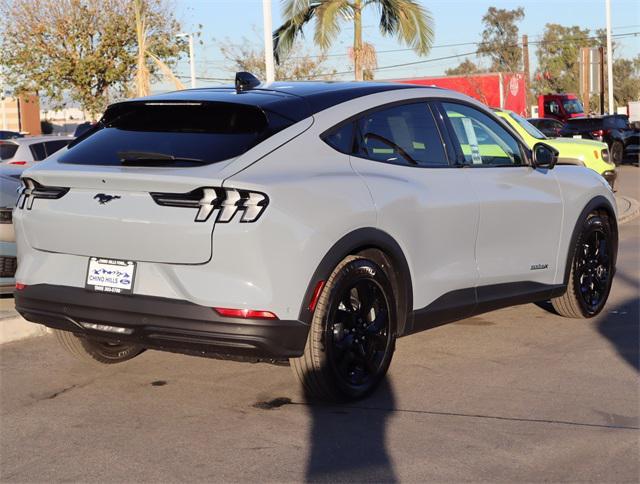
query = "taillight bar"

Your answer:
(150, 187), (268, 223)
(16, 178), (70, 210)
